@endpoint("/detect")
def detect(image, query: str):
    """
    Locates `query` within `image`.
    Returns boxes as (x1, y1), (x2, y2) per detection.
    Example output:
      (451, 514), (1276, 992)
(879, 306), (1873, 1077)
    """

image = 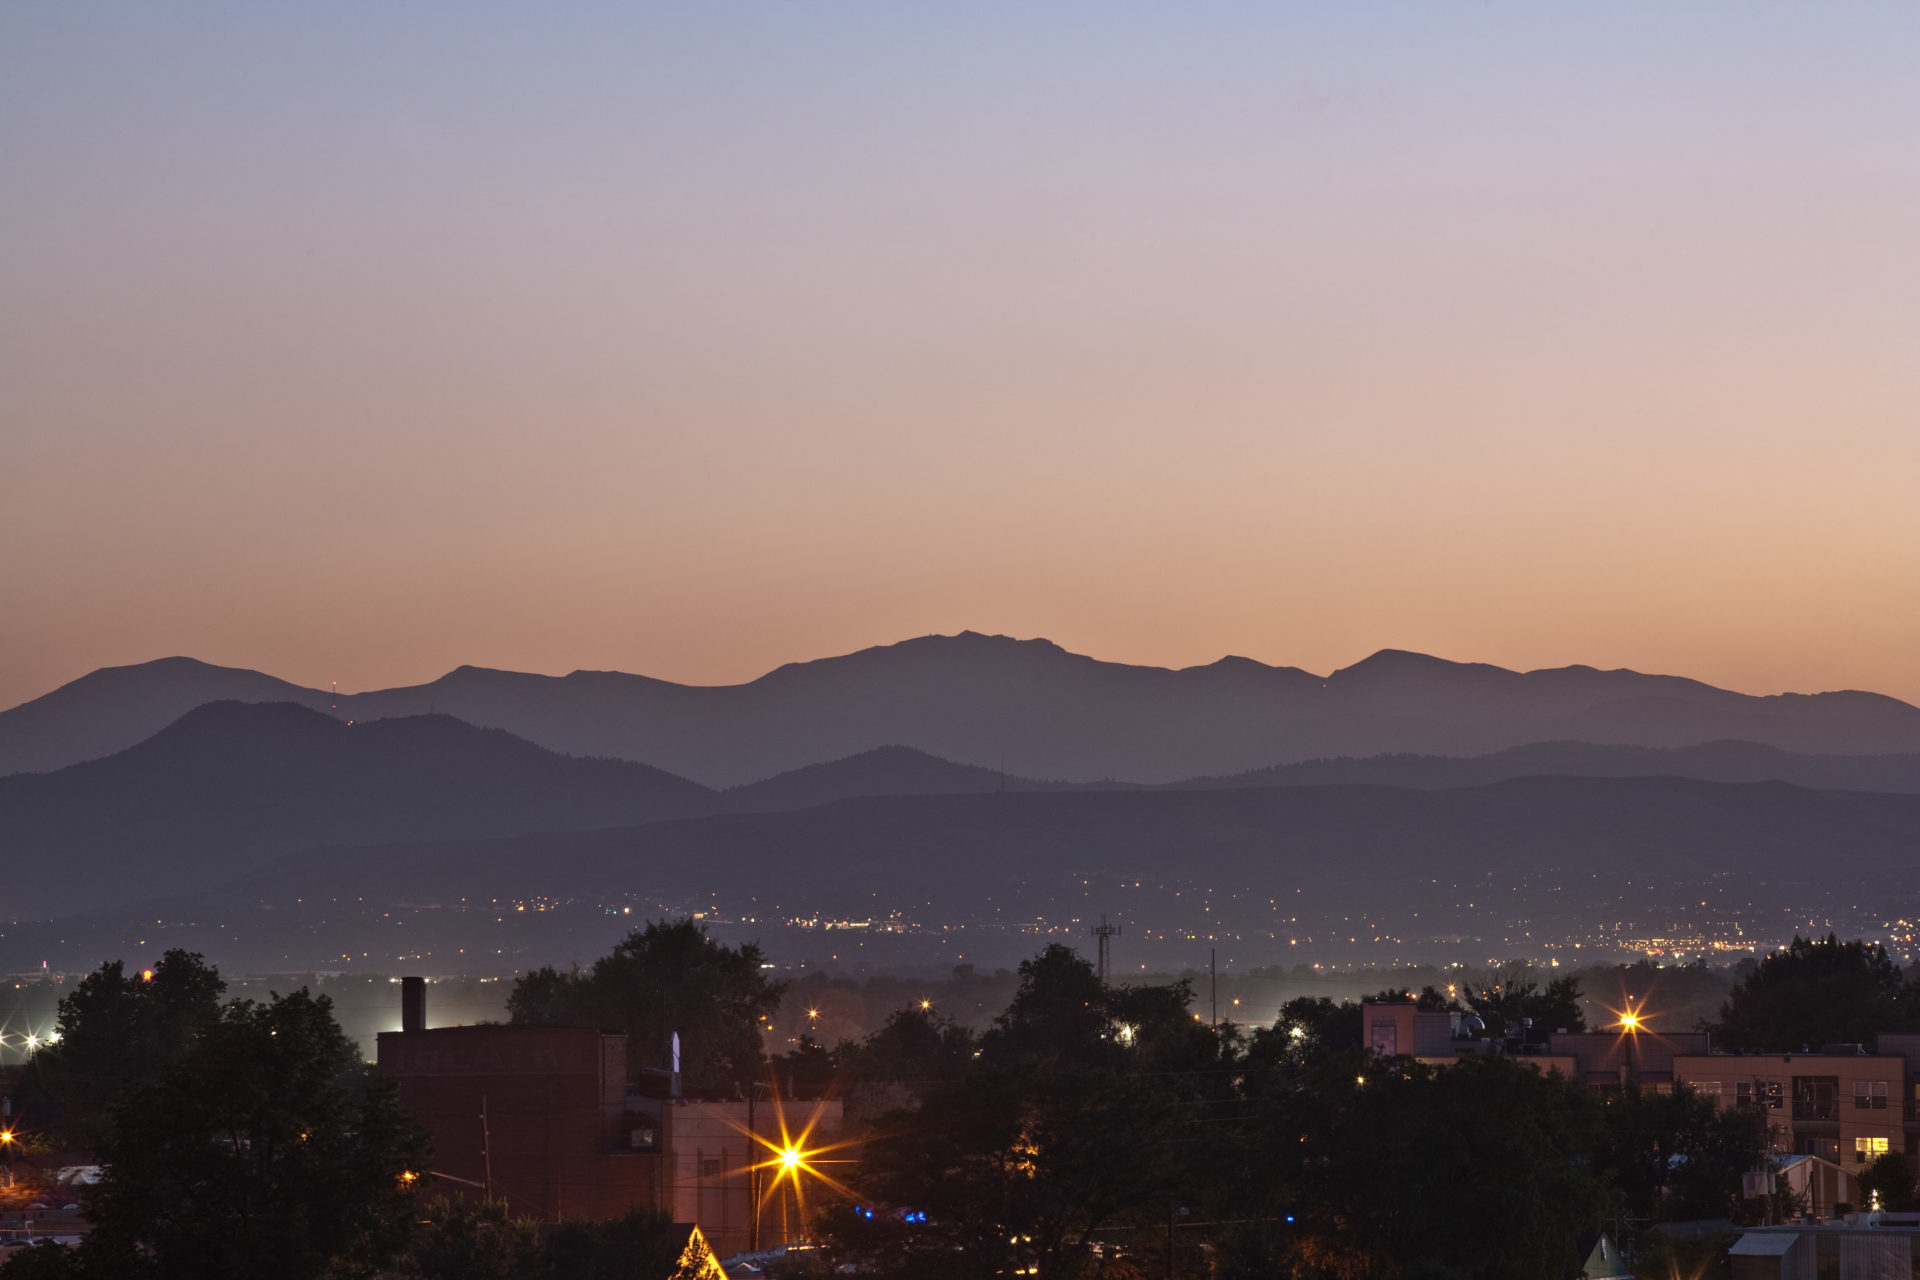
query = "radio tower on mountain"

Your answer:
(1092, 915), (1122, 983)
